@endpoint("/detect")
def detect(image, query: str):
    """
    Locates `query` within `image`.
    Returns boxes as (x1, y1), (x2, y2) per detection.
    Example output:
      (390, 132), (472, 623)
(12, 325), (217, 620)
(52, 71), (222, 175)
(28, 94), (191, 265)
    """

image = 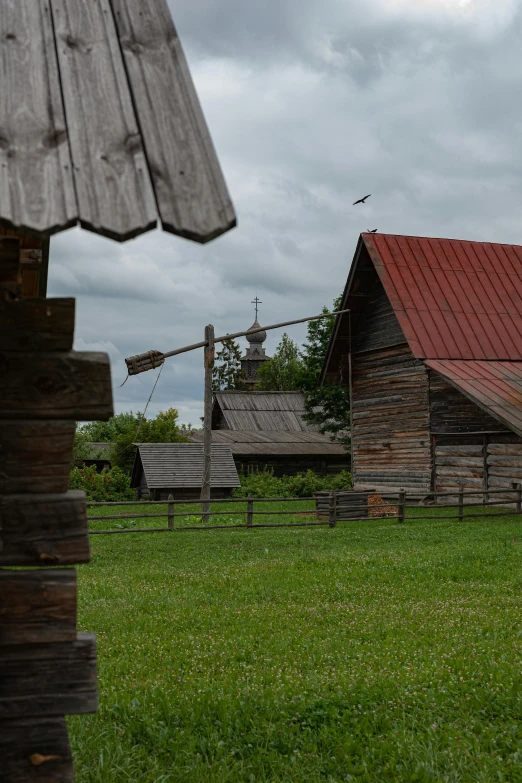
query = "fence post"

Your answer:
(328, 492), (337, 528)
(458, 489), (464, 522)
(168, 494), (174, 530)
(517, 484), (522, 515)
(247, 494), (254, 528)
(398, 489), (405, 523)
